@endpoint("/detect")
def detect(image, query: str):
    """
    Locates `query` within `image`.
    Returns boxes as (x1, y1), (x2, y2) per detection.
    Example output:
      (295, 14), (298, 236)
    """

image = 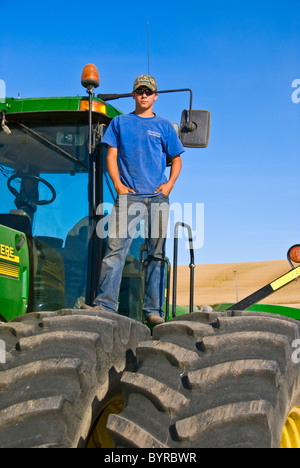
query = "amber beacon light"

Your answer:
(81, 64), (100, 90)
(81, 64), (101, 155)
(288, 245), (300, 267)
